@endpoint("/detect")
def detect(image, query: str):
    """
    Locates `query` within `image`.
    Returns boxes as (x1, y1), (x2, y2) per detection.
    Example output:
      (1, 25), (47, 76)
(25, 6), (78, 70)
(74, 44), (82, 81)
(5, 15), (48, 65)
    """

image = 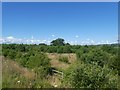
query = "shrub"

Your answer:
(59, 56), (69, 63)
(57, 46), (64, 53)
(76, 48), (110, 67)
(62, 62), (118, 88)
